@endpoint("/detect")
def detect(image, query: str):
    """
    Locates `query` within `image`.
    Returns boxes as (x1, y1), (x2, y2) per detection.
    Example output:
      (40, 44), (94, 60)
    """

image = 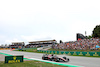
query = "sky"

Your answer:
(0, 0), (100, 45)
